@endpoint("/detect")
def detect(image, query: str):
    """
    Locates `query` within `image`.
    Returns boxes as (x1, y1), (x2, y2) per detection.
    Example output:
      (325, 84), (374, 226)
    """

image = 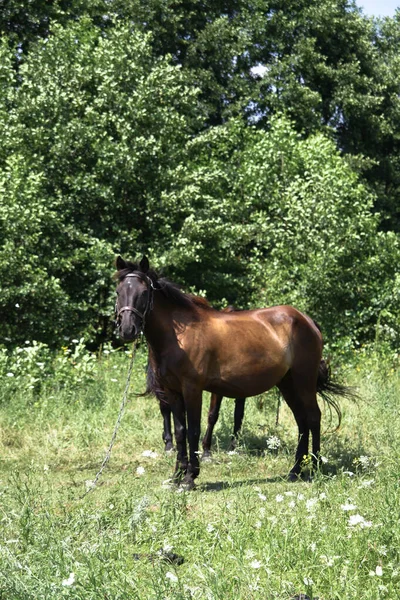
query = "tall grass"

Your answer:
(0, 344), (399, 599)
